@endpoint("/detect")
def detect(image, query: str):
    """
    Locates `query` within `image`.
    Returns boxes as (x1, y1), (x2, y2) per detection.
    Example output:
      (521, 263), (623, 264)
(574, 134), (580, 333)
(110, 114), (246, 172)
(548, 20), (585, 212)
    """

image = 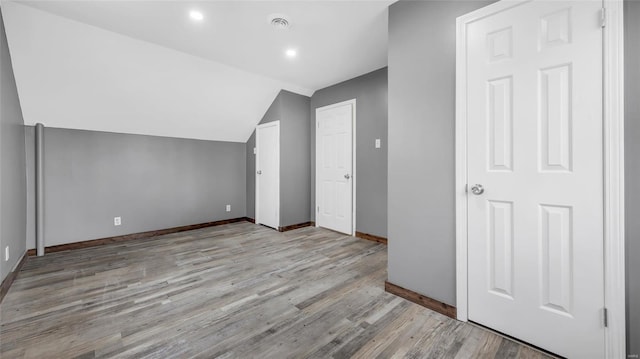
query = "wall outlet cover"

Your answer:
(4, 246), (9, 261)
(114, 217), (122, 226)
(226, 205), (231, 212)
